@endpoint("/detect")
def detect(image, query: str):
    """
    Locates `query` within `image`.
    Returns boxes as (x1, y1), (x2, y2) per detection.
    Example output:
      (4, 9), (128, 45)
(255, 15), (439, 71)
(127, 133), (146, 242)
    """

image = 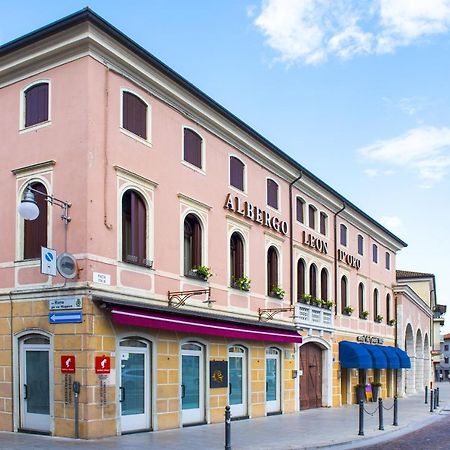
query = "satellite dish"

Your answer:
(56, 252), (78, 279)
